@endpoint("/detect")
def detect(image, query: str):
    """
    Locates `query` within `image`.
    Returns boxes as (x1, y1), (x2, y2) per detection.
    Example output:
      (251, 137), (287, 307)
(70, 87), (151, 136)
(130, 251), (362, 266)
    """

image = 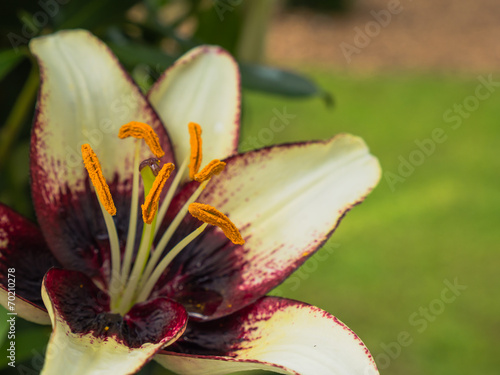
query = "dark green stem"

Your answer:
(0, 64), (39, 170)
